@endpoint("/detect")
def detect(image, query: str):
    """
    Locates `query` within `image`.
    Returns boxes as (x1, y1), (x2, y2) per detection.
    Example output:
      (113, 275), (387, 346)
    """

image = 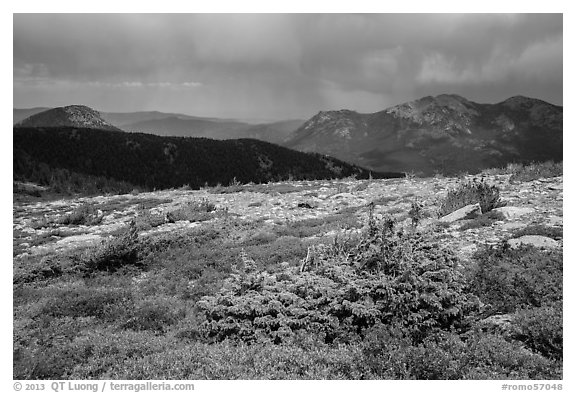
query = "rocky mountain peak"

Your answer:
(384, 94), (479, 123)
(297, 109), (364, 138)
(15, 105), (121, 131)
(284, 94), (562, 176)
(501, 95), (539, 109)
